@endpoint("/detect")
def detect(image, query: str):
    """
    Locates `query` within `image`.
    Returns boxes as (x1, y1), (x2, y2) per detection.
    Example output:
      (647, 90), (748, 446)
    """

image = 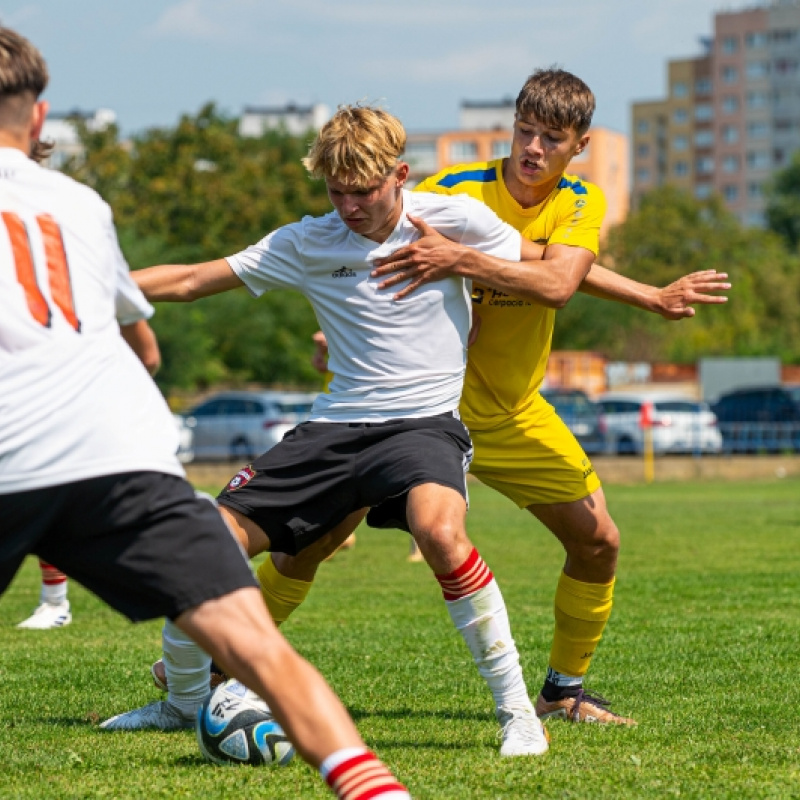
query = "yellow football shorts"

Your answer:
(467, 392), (602, 508)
